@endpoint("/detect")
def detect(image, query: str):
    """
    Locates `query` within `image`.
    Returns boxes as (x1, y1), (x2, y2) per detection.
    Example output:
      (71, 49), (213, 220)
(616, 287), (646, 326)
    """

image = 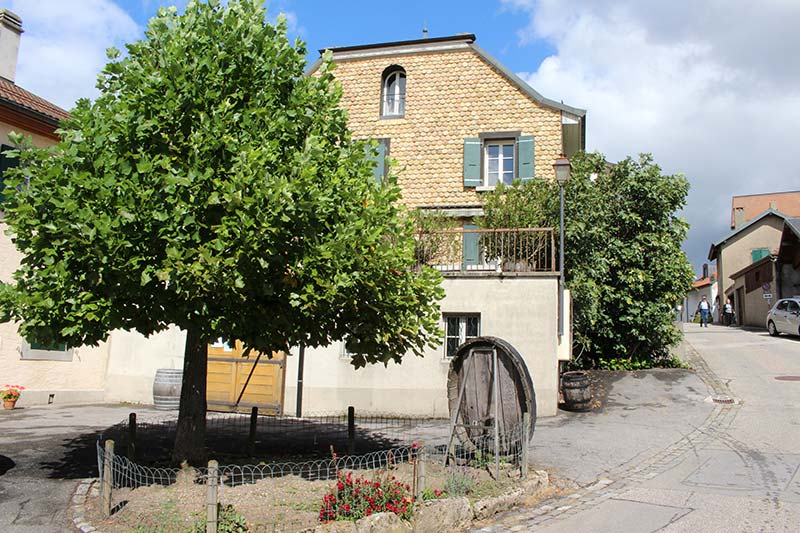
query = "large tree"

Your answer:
(482, 151), (693, 368)
(0, 0), (443, 463)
